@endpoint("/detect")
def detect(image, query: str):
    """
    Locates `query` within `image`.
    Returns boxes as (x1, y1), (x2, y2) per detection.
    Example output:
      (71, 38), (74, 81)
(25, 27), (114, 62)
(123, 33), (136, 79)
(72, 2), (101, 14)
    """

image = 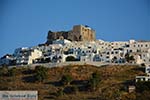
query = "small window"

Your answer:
(106, 56), (109, 58)
(130, 50), (132, 52)
(145, 44), (148, 47)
